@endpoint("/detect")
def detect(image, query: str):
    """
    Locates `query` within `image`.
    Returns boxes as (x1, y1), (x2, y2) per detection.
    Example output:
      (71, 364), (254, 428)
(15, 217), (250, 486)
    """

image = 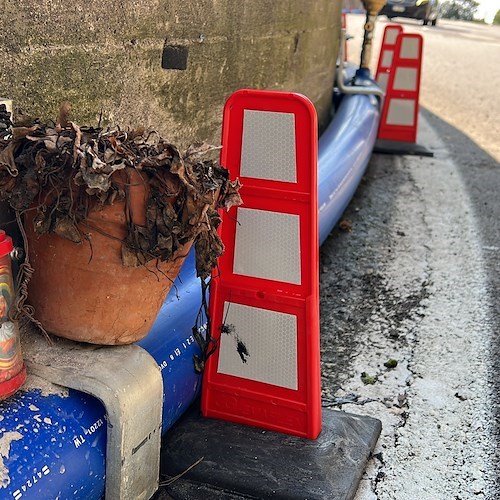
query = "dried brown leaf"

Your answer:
(0, 142), (19, 175)
(121, 244), (141, 267)
(12, 125), (39, 141)
(53, 216), (81, 243)
(57, 101), (72, 129)
(195, 230), (224, 280)
(339, 219), (353, 232)
(218, 178), (242, 211)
